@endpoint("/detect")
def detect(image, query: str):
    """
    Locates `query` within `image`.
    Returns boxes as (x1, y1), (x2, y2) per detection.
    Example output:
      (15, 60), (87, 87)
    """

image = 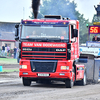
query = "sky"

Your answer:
(74, 0), (100, 21)
(0, 0), (100, 22)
